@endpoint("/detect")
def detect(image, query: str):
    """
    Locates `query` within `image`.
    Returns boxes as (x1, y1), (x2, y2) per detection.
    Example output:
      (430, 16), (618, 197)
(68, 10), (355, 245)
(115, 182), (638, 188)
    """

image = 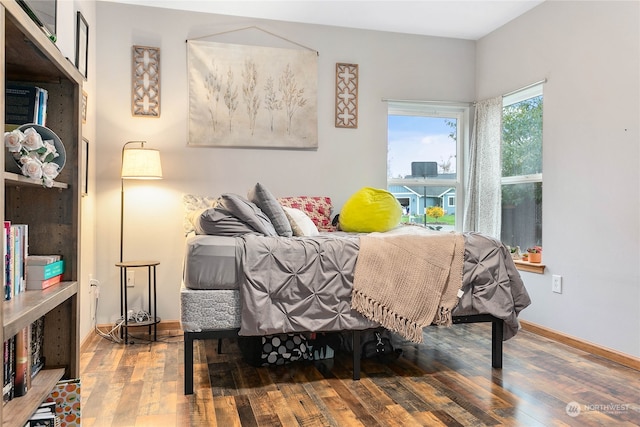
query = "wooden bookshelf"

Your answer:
(3, 171), (68, 189)
(1, 1), (83, 425)
(2, 369), (64, 427)
(3, 282), (78, 339)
